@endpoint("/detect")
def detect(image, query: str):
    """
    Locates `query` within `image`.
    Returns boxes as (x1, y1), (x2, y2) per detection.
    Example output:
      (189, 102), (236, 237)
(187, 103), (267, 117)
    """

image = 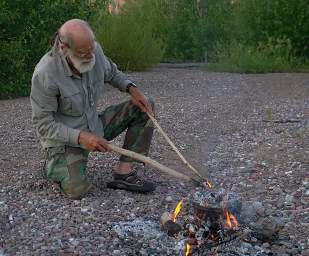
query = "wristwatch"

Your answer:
(126, 83), (137, 93)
